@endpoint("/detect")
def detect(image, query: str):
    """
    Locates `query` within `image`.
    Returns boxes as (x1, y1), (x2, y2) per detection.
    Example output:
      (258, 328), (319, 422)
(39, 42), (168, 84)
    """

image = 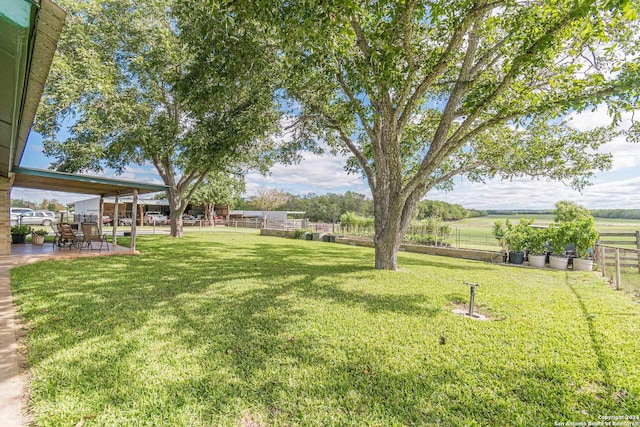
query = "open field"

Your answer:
(10, 231), (640, 426)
